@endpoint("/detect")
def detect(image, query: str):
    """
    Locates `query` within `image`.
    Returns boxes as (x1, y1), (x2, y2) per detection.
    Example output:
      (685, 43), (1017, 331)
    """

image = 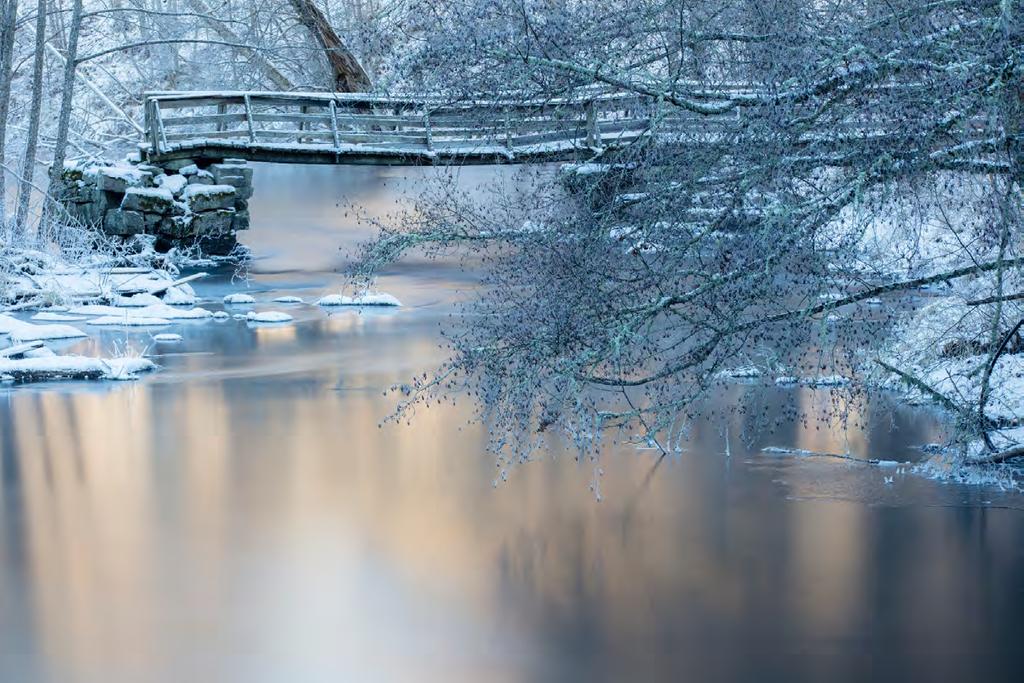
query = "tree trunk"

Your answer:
(0, 0), (19, 227)
(1002, 2), (1023, 187)
(287, 0), (371, 92)
(47, 0), (83, 204)
(14, 0), (46, 231)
